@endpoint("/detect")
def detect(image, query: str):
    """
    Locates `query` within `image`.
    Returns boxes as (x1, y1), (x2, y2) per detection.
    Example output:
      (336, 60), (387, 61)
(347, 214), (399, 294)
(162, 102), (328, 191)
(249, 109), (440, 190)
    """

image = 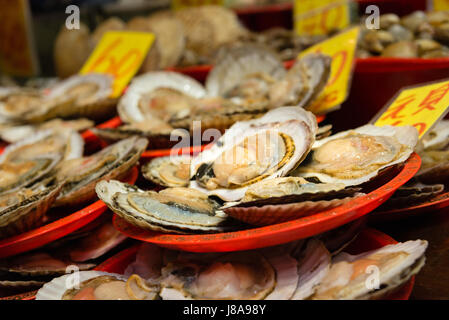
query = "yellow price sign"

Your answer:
(294, 0), (351, 36)
(298, 26), (360, 115)
(80, 31), (155, 98)
(372, 79), (449, 139)
(172, 0), (224, 10)
(432, 0), (449, 11)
